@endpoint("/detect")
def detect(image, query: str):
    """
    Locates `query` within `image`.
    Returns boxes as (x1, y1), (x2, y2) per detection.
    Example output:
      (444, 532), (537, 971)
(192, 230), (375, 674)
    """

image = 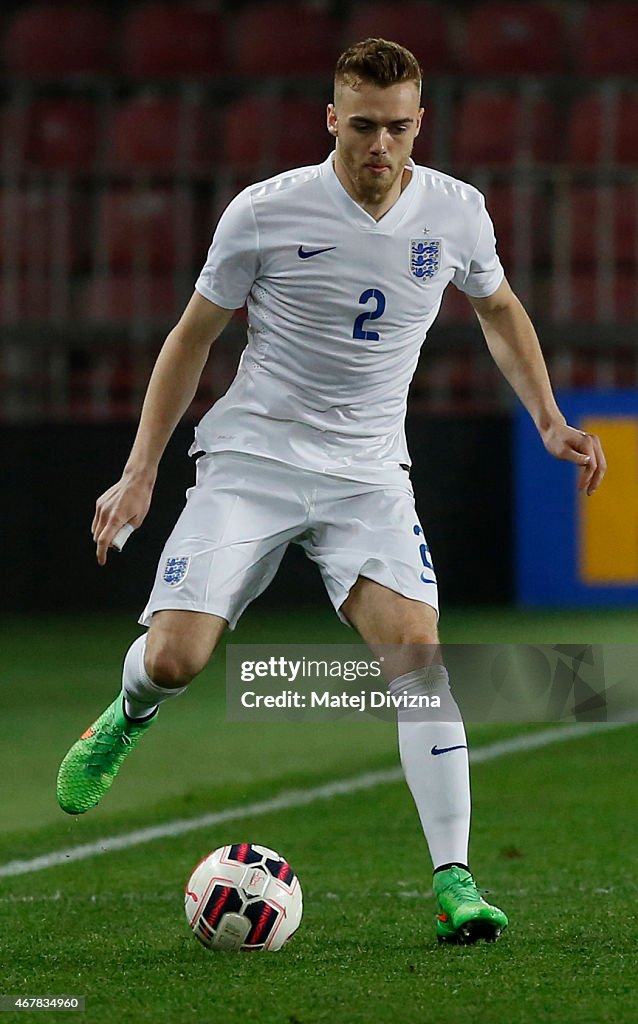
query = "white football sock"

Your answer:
(389, 665), (471, 870)
(122, 634), (188, 720)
